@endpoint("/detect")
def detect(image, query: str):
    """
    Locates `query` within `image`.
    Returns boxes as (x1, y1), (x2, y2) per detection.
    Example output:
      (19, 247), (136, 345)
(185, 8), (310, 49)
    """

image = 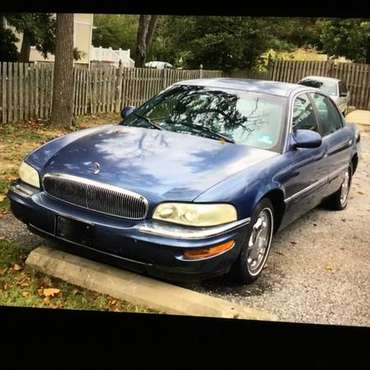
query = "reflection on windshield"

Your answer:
(123, 85), (286, 152)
